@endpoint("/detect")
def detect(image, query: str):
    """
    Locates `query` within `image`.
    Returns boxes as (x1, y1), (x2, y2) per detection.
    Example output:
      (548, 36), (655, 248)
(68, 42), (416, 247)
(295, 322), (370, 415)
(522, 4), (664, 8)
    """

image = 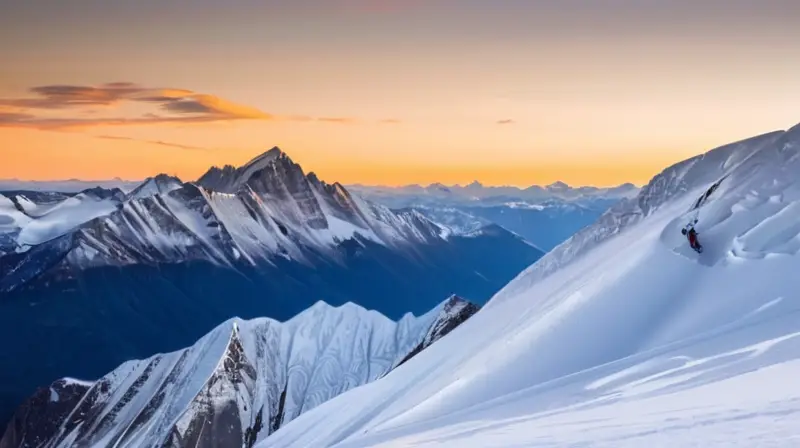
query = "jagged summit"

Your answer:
(197, 146), (293, 193)
(239, 146), (286, 171)
(152, 173), (182, 183)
